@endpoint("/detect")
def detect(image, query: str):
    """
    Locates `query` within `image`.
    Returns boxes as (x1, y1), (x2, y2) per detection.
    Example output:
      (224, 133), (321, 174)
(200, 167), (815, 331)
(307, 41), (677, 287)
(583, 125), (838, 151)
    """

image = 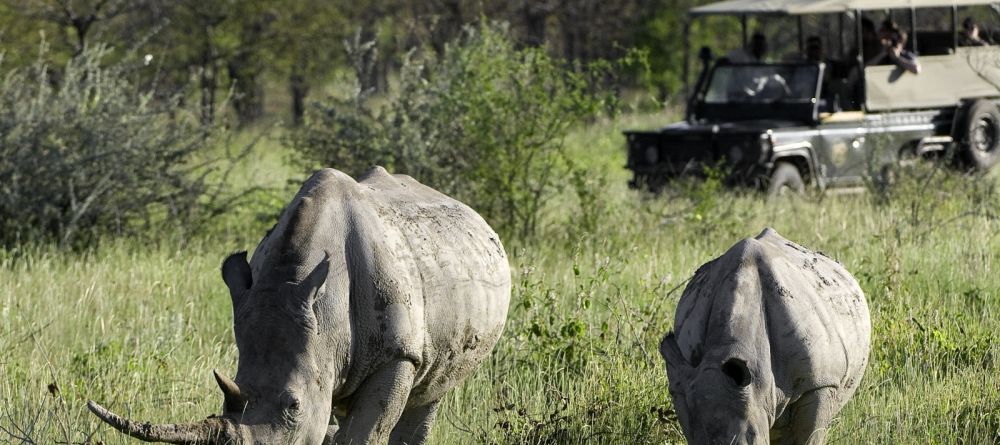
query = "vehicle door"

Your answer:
(815, 114), (869, 186)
